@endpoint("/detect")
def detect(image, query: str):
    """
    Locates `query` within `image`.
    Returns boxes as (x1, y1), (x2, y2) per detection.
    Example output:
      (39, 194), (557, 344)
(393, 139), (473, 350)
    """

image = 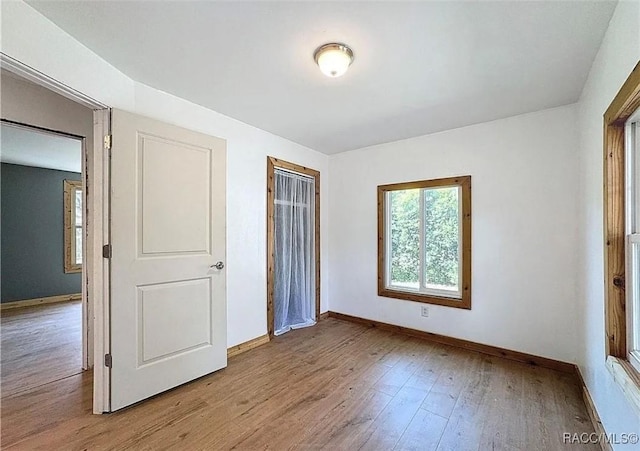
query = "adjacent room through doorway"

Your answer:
(0, 76), (90, 397)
